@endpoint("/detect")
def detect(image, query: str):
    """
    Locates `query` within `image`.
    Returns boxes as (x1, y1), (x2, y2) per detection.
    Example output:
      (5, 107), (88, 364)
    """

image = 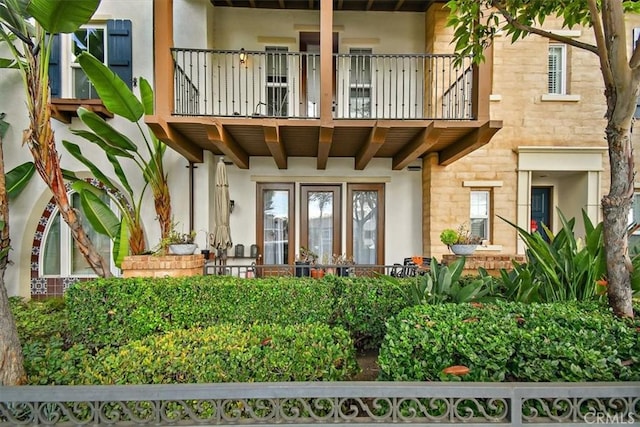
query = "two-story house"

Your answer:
(3, 0), (638, 299)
